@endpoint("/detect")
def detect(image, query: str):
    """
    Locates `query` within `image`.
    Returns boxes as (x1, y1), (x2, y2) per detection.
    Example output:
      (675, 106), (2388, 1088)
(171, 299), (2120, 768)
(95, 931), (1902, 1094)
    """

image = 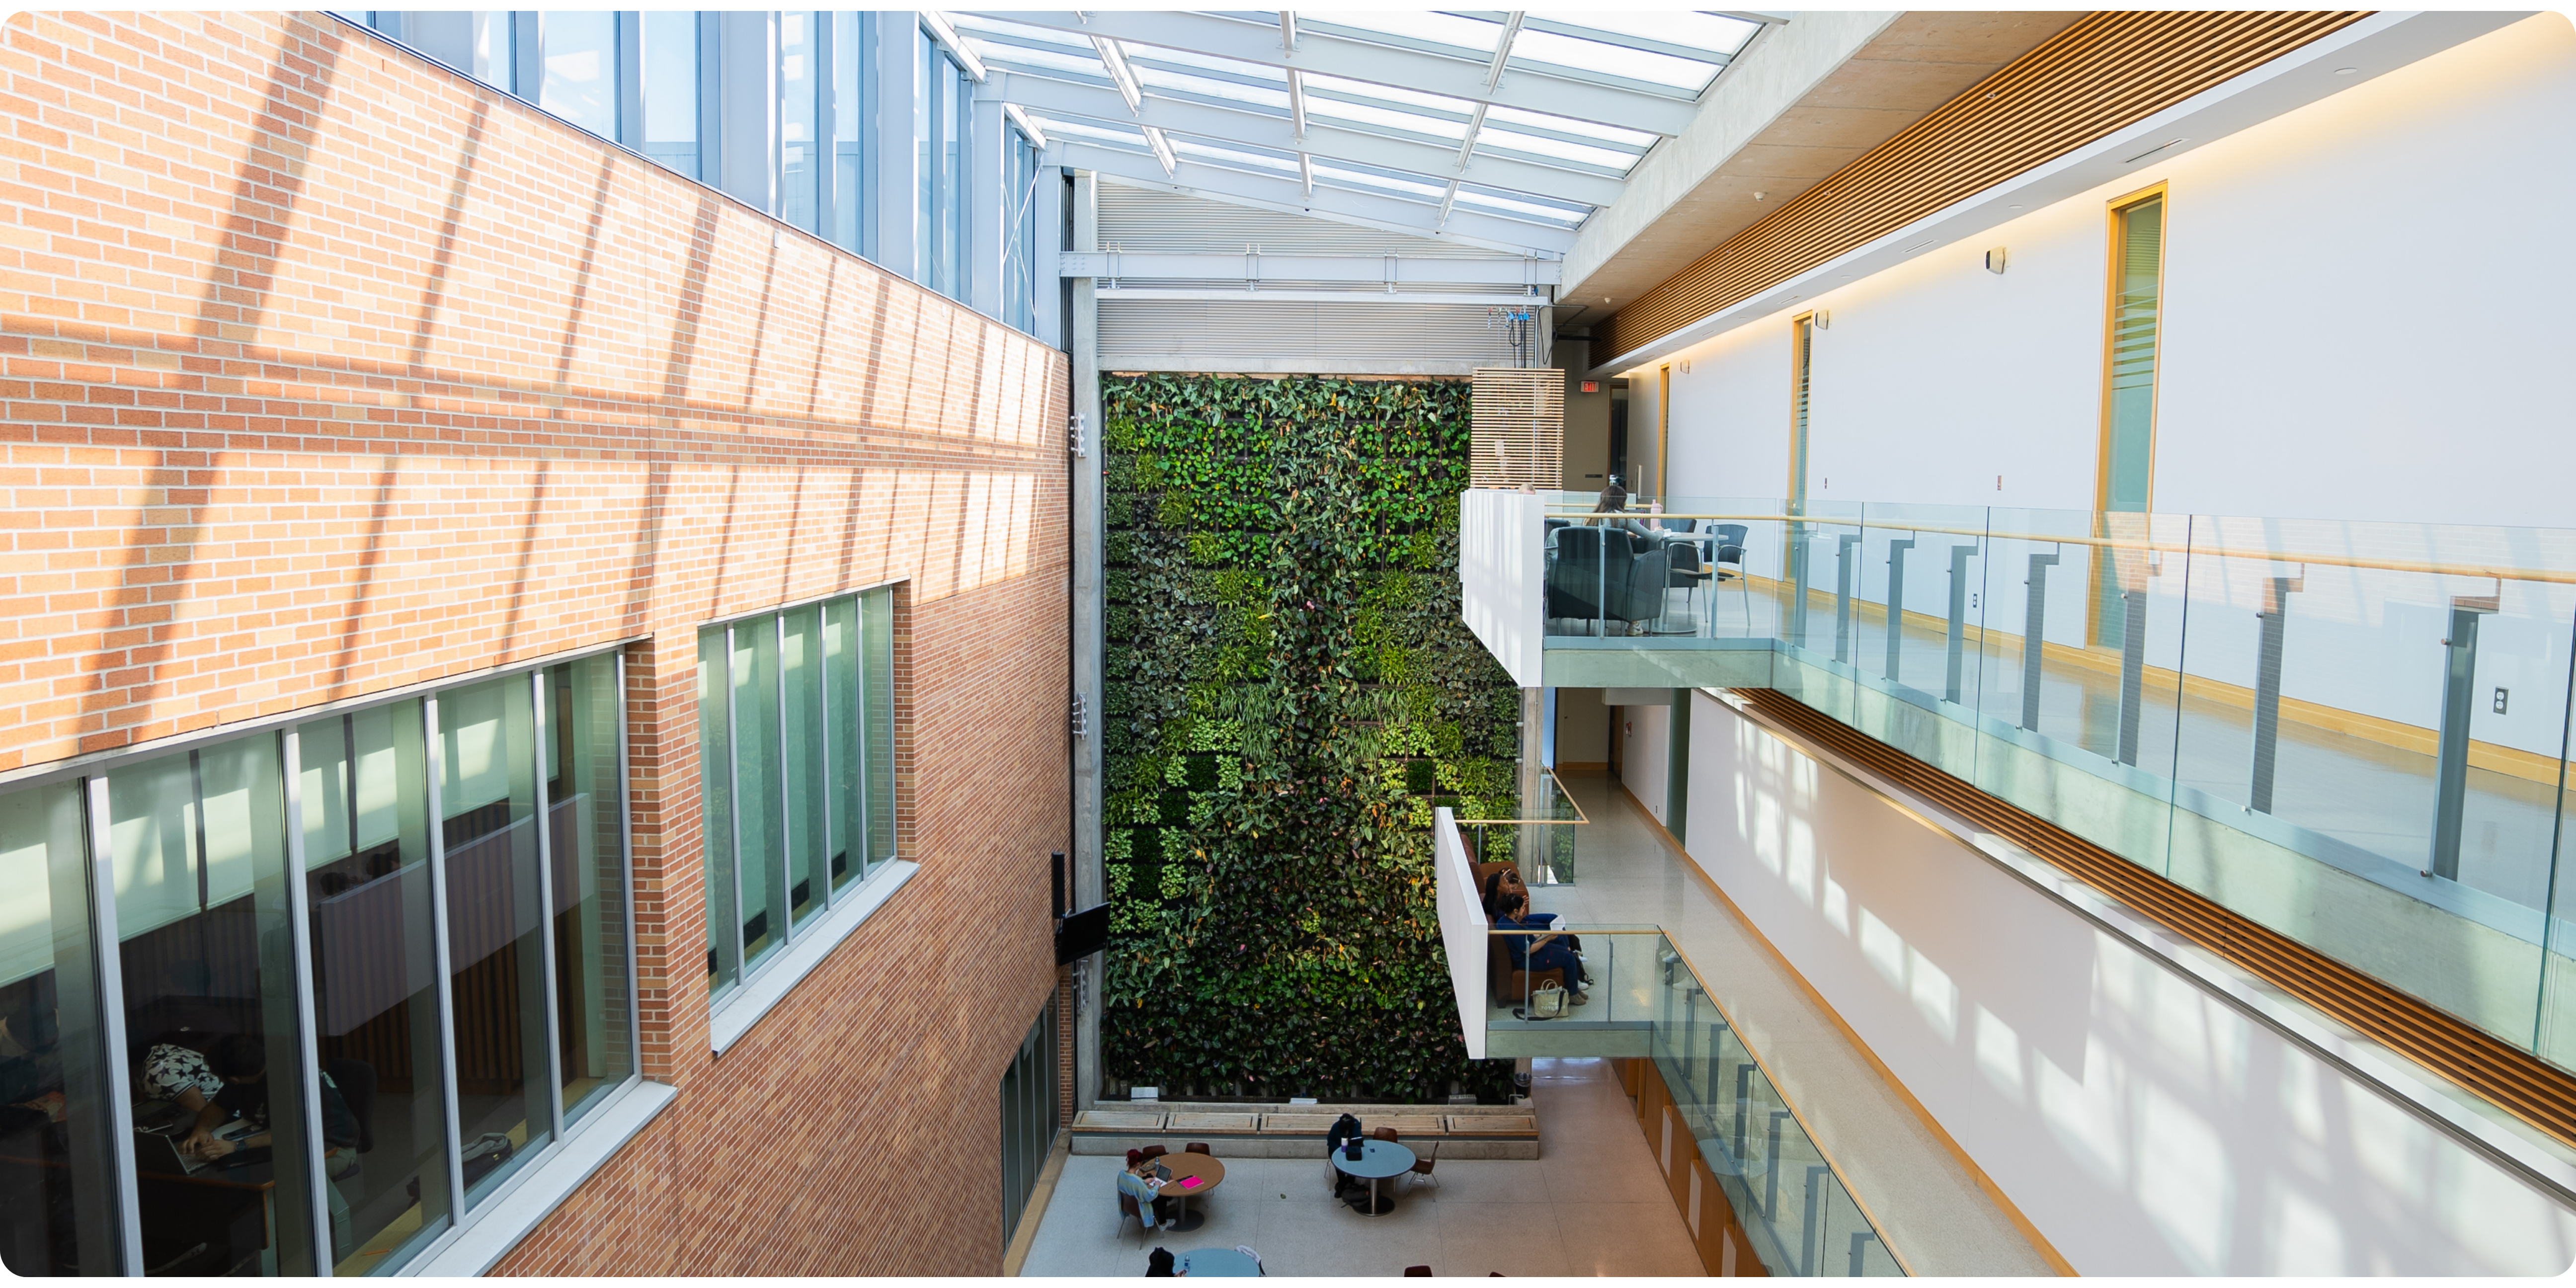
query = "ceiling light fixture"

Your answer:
(2334, 66), (2359, 75)
(2123, 137), (2187, 164)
